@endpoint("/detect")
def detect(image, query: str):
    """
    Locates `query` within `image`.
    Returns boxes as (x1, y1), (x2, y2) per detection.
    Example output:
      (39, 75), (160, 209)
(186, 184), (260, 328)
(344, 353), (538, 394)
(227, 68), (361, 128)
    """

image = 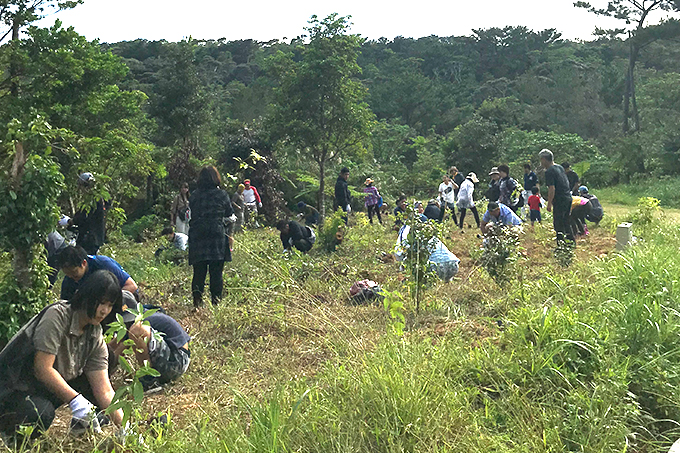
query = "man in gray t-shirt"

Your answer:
(540, 149), (574, 244)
